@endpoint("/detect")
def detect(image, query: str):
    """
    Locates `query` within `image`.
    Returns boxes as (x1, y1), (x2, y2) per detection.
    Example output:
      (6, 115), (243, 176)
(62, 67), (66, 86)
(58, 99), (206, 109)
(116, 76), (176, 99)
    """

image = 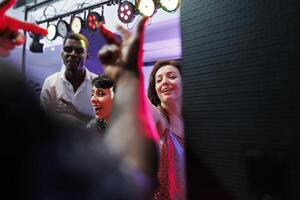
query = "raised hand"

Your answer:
(0, 0), (48, 35)
(98, 17), (148, 81)
(98, 18), (159, 188)
(0, 0), (47, 56)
